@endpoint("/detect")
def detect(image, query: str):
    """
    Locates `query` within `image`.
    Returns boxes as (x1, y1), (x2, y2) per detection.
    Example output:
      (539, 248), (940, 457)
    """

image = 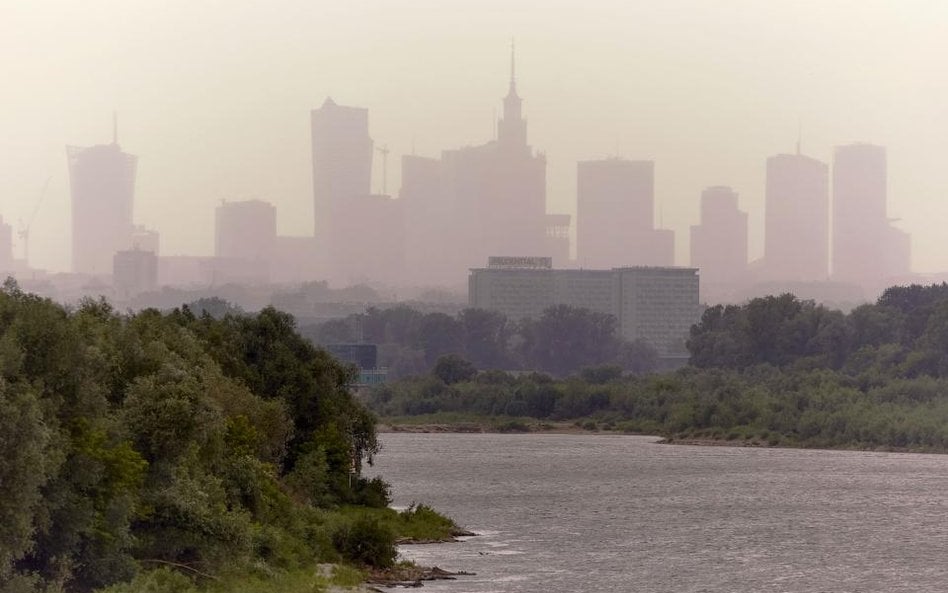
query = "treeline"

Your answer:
(367, 284), (948, 452)
(304, 304), (658, 378)
(688, 284), (948, 377)
(0, 282), (445, 593)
